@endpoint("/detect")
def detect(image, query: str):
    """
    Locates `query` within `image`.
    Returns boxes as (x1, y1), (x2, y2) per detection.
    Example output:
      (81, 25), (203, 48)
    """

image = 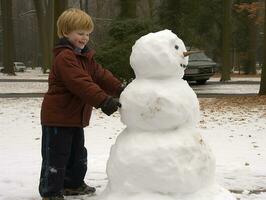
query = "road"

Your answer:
(190, 80), (260, 97)
(0, 79), (261, 98)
